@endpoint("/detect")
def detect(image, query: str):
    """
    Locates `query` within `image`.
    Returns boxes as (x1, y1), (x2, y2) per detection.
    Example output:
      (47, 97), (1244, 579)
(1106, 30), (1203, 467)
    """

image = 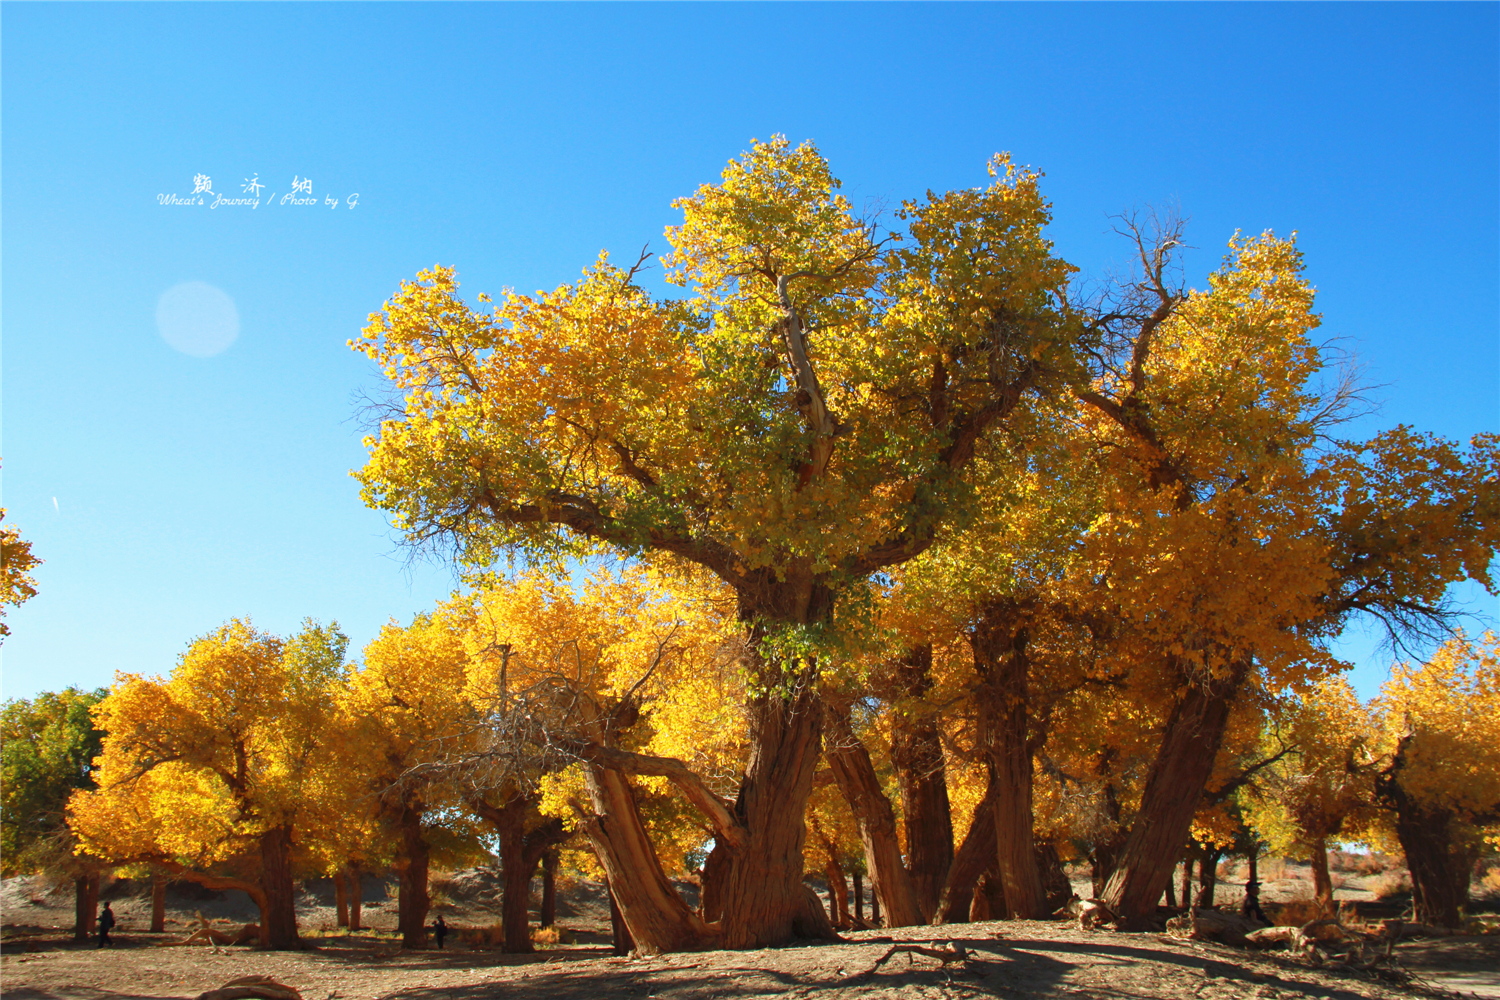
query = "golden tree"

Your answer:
(352, 137), (1077, 948)
(1368, 632), (1500, 927)
(70, 619), (350, 949)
